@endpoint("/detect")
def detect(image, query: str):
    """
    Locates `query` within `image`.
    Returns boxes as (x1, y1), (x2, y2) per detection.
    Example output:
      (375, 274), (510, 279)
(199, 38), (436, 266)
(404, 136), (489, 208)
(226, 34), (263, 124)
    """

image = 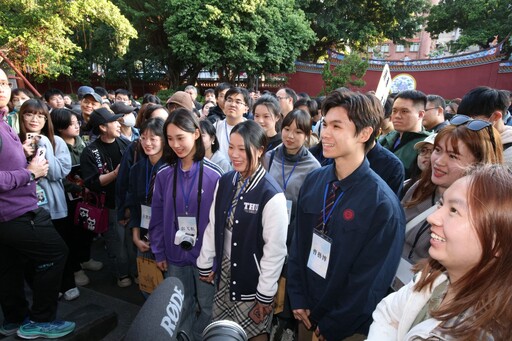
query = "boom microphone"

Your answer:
(124, 277), (186, 341)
